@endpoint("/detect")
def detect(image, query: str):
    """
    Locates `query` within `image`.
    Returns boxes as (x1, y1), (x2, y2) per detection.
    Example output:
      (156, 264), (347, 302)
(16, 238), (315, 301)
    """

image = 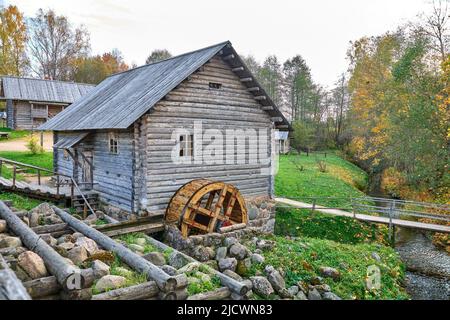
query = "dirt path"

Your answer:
(0, 132), (53, 152)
